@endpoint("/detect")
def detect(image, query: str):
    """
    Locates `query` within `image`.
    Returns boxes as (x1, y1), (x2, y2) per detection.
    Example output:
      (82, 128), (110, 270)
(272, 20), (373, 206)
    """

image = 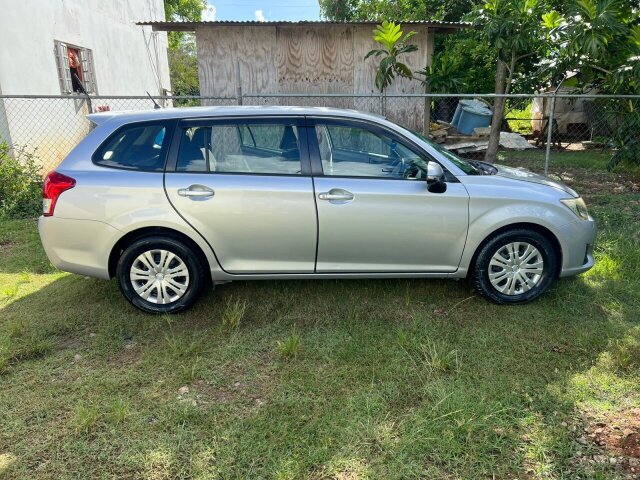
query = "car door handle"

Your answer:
(177, 185), (215, 198)
(318, 190), (354, 201)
